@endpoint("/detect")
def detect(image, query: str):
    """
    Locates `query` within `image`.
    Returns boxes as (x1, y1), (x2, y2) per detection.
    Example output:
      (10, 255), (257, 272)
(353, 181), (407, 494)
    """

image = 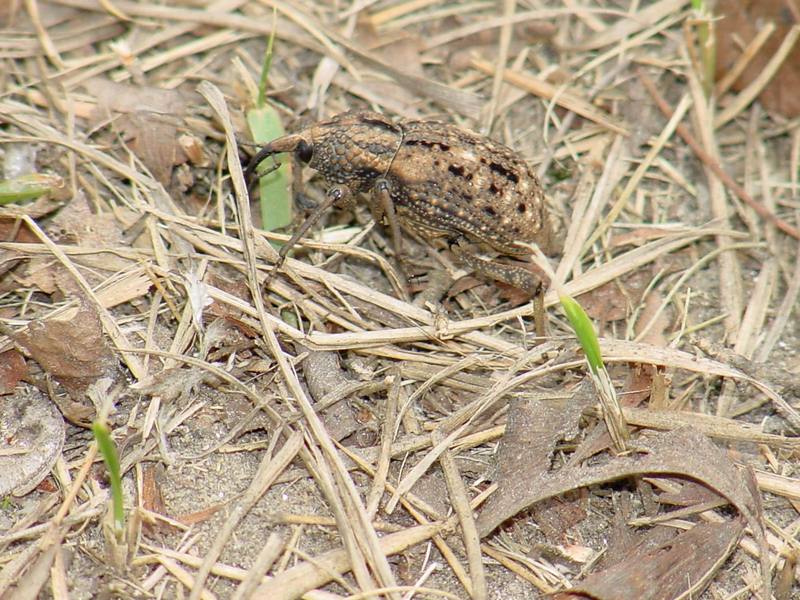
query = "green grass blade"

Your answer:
(246, 11), (292, 233)
(91, 421), (125, 532)
(0, 174), (62, 204)
(560, 293), (629, 449)
(246, 107), (293, 232)
(256, 9), (277, 109)
(560, 294), (604, 373)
